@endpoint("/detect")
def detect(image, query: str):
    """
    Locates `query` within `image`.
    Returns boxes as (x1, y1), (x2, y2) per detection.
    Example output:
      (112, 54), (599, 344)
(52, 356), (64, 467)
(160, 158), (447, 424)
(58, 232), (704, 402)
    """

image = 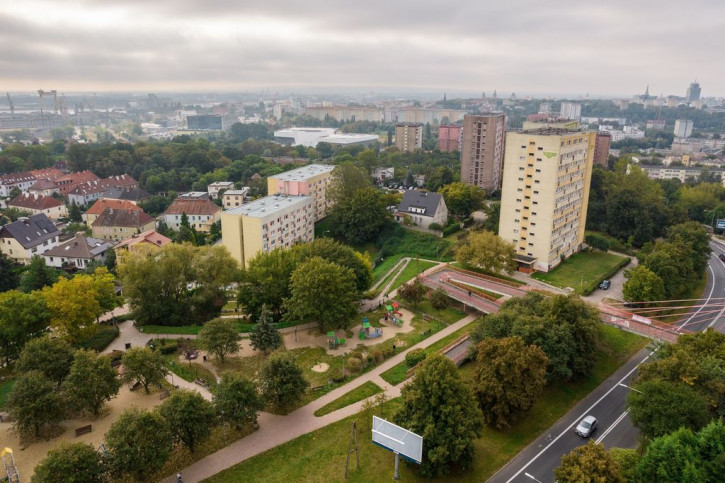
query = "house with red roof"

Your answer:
(7, 192), (68, 219)
(161, 192), (221, 233)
